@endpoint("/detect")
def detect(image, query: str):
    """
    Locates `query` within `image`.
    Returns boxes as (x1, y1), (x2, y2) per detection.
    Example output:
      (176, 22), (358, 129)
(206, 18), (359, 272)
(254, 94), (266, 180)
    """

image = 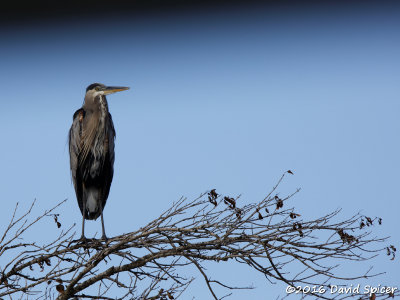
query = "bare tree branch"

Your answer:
(0, 173), (397, 299)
